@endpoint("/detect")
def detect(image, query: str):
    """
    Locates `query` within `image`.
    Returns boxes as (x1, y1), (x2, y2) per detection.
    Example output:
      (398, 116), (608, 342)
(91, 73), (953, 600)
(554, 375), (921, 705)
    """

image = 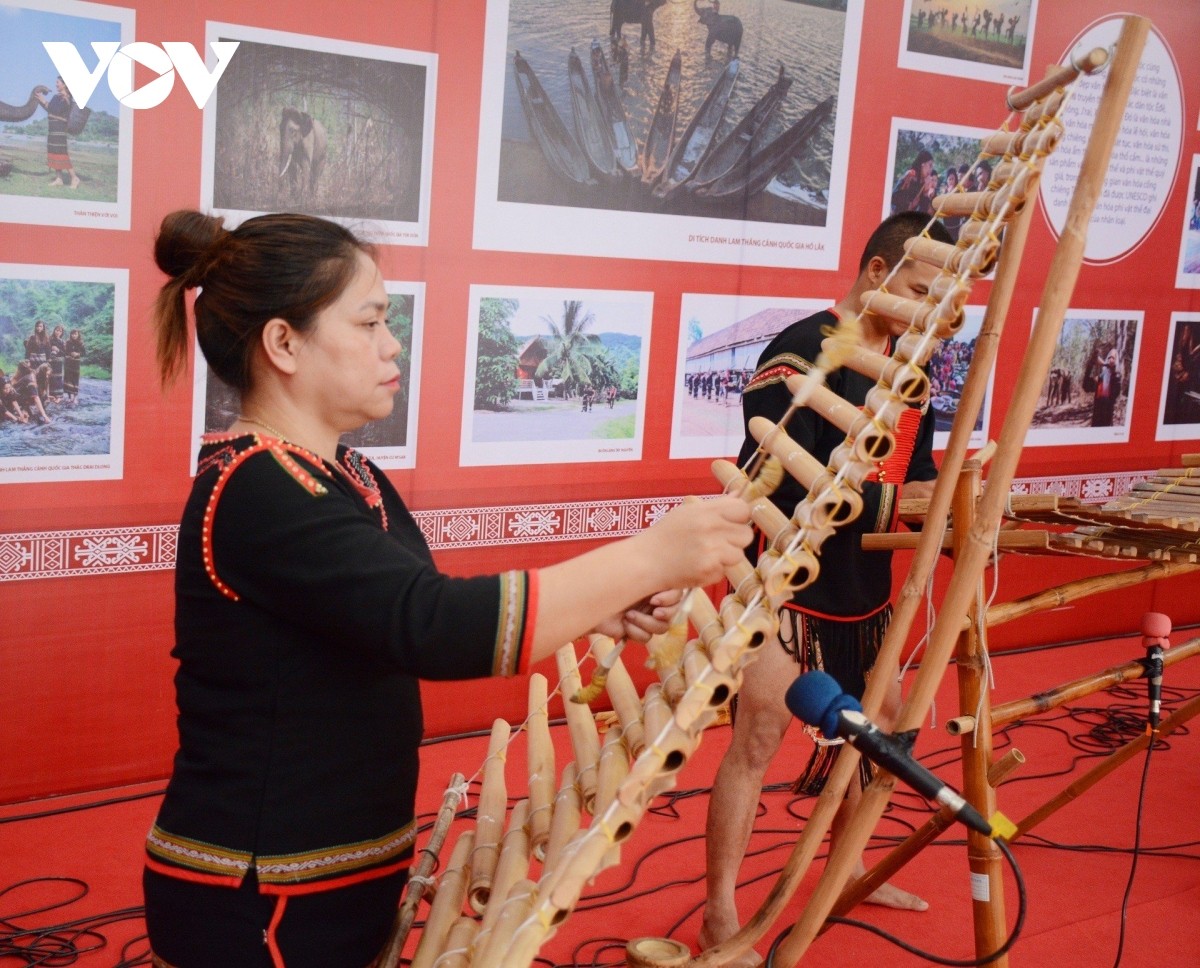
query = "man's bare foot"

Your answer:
(864, 880), (929, 911)
(69, 176), (80, 188)
(49, 178), (63, 186)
